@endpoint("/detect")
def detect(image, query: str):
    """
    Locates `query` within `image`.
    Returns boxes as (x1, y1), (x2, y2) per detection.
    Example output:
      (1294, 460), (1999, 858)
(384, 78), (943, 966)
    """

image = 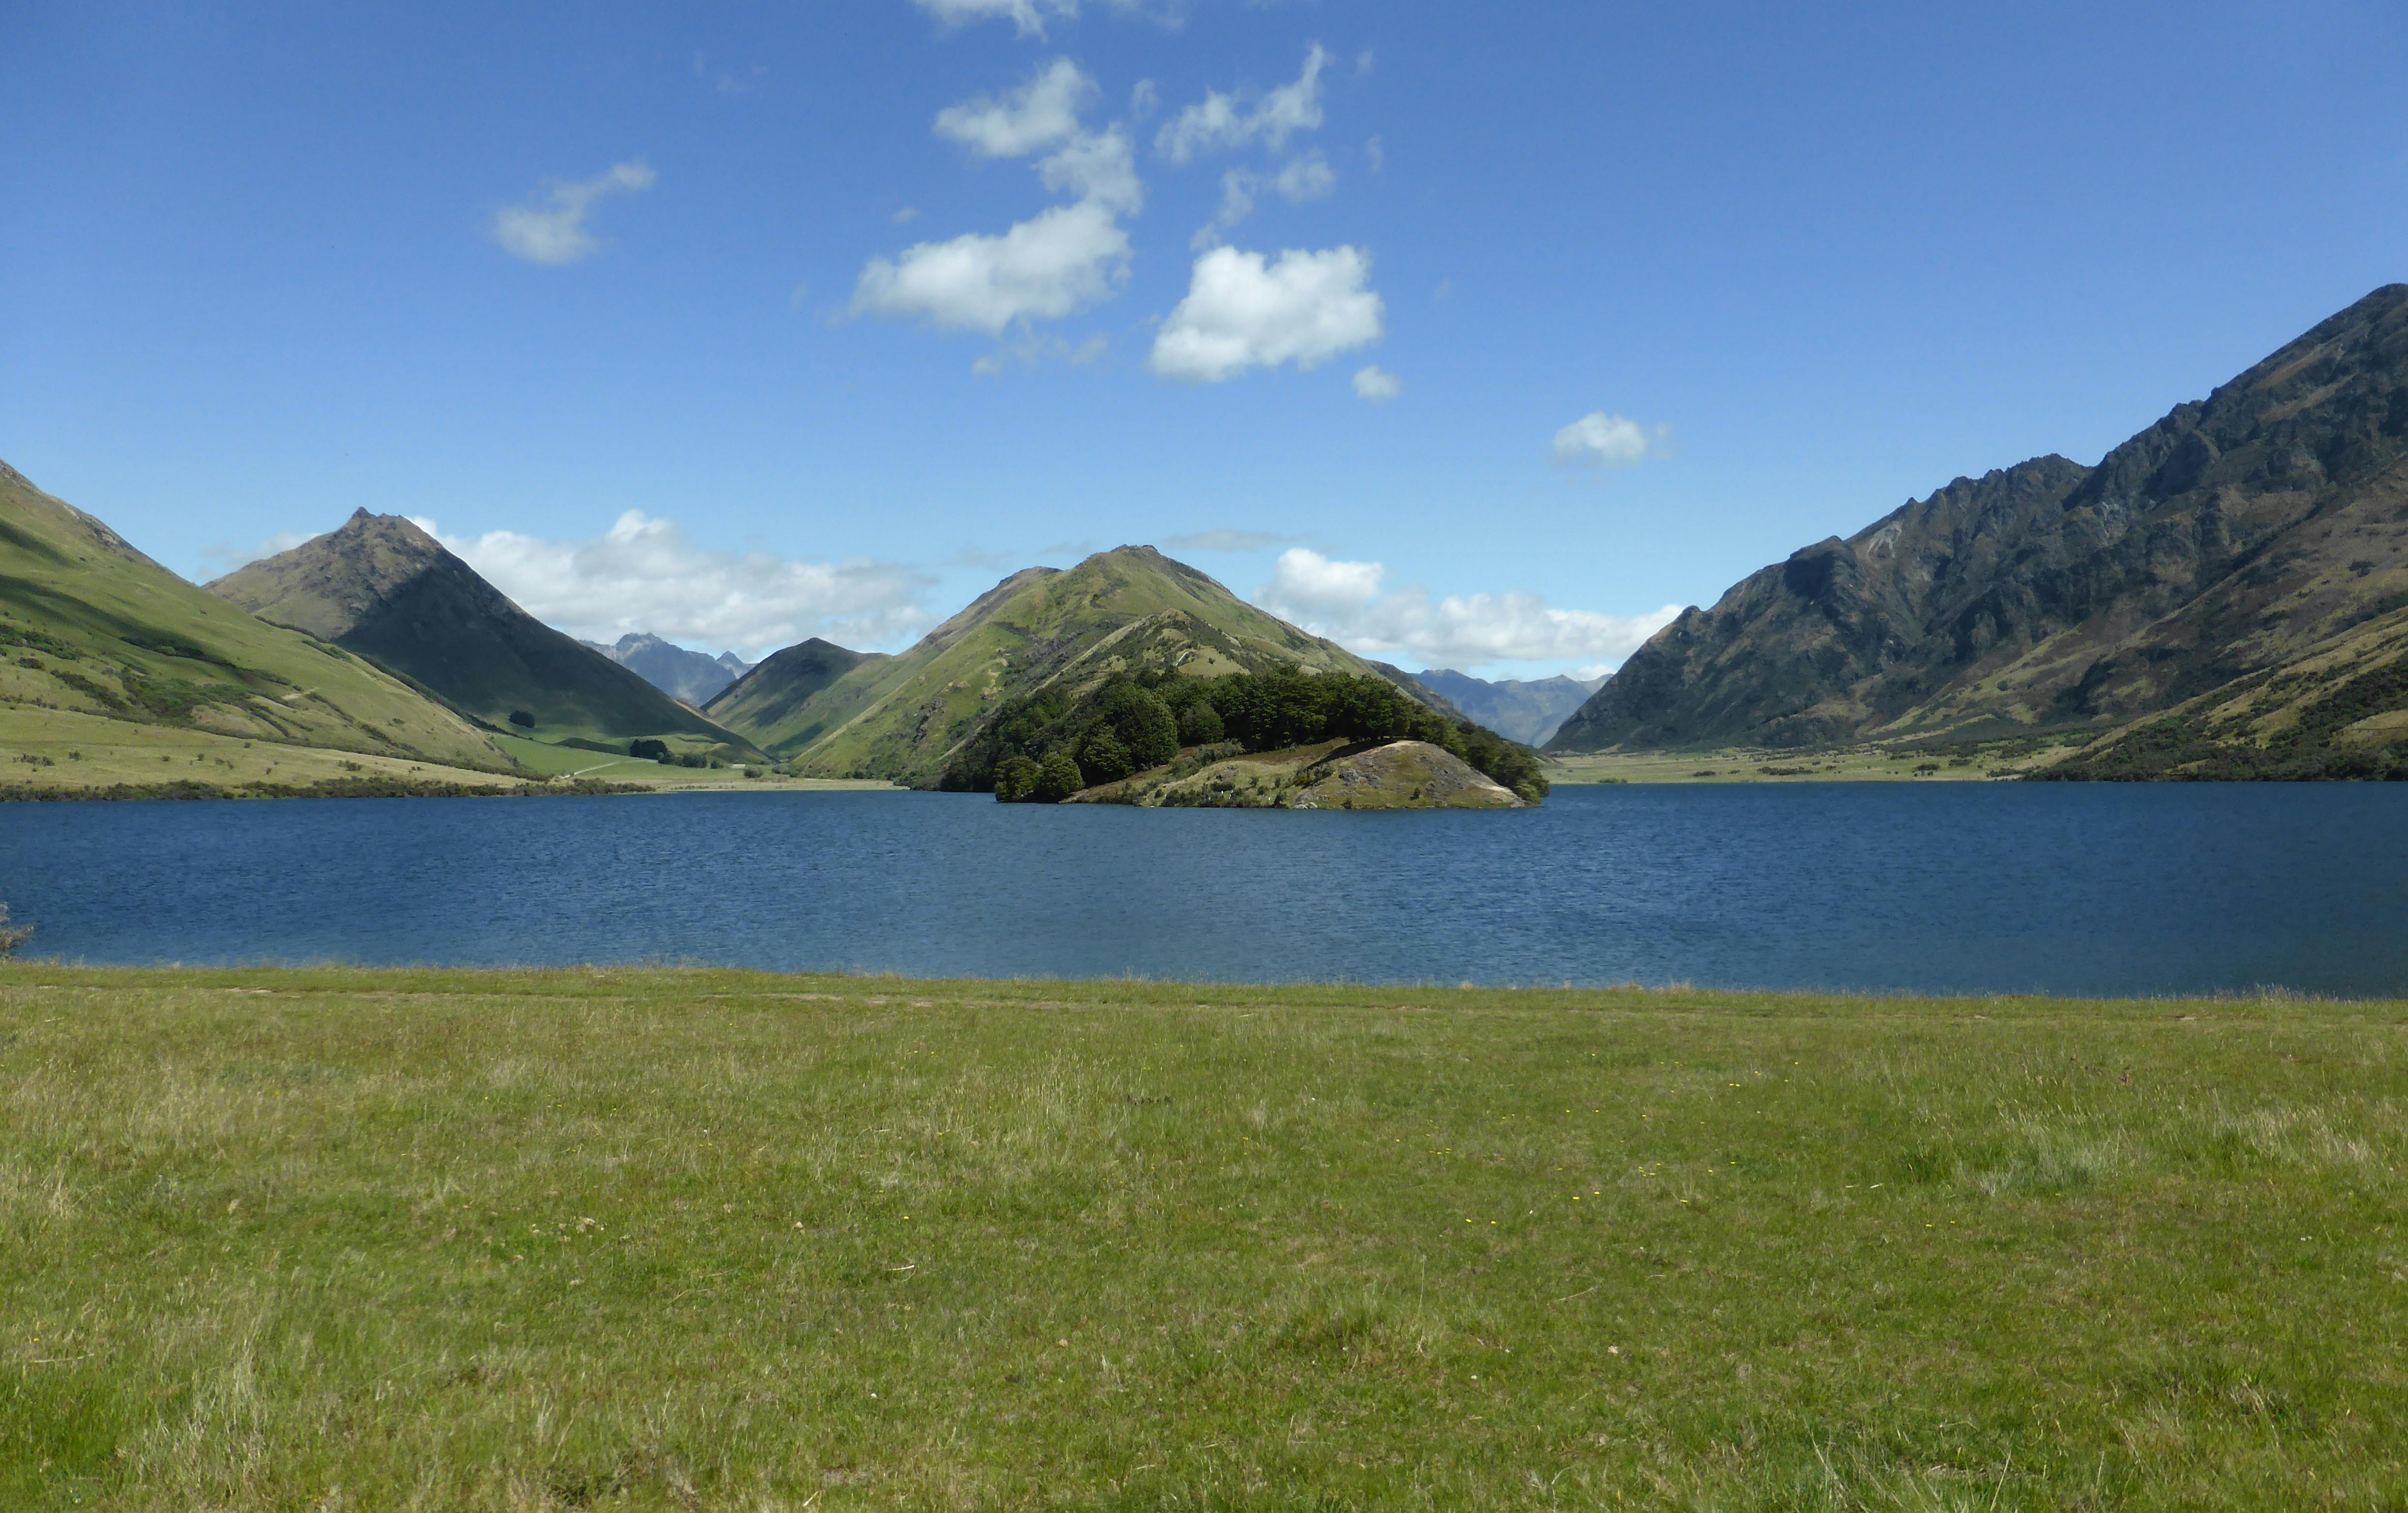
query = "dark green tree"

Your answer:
(1178, 699), (1224, 745)
(1079, 727), (1135, 786)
